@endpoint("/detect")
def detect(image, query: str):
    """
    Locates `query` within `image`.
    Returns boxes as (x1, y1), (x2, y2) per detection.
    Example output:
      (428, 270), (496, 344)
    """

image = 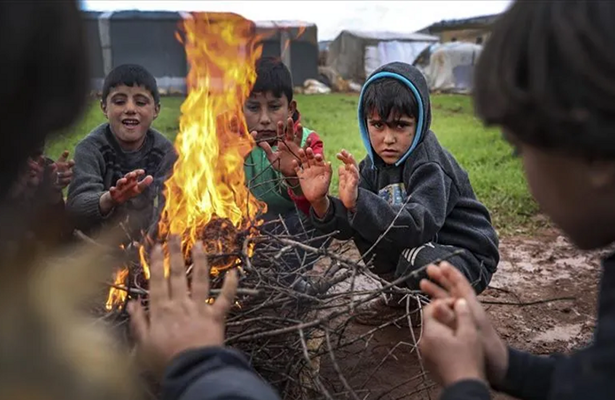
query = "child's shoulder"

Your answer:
(76, 123), (109, 151)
